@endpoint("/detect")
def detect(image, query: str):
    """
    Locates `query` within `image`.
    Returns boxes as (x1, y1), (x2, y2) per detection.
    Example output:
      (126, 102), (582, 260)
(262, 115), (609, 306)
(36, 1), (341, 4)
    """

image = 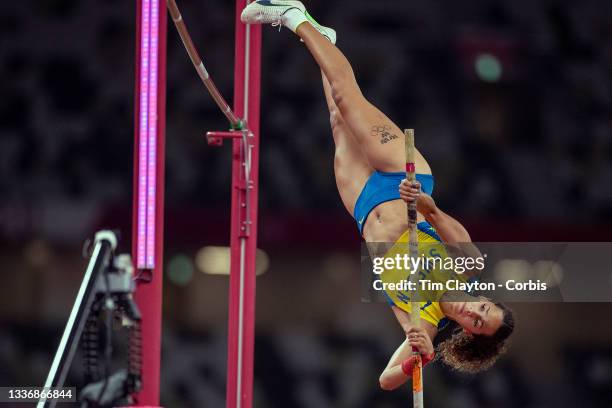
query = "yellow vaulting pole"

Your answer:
(405, 129), (424, 408)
